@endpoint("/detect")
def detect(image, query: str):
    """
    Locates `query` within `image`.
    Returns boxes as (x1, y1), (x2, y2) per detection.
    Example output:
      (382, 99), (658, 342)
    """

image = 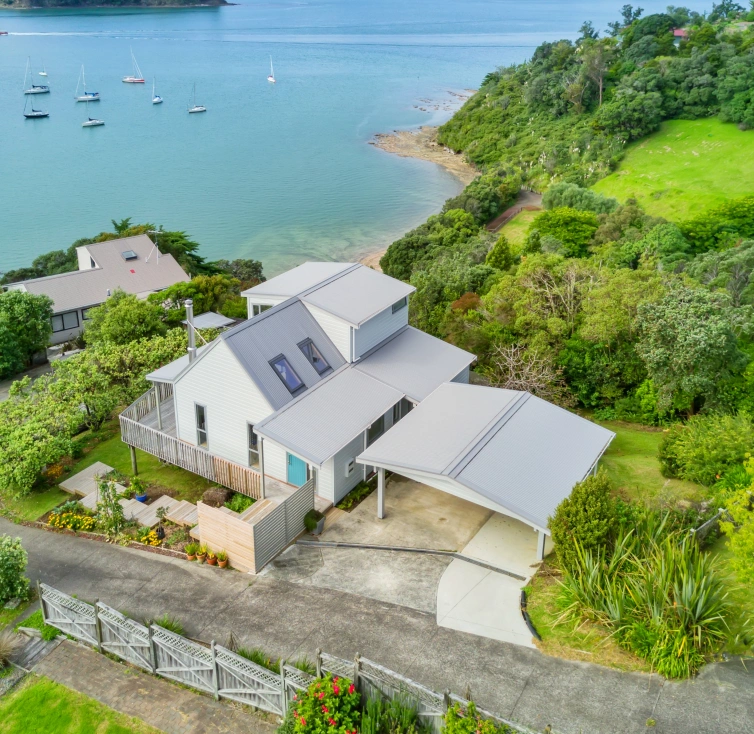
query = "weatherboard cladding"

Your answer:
(354, 326), (476, 402)
(255, 368), (404, 466)
(220, 299), (346, 411)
